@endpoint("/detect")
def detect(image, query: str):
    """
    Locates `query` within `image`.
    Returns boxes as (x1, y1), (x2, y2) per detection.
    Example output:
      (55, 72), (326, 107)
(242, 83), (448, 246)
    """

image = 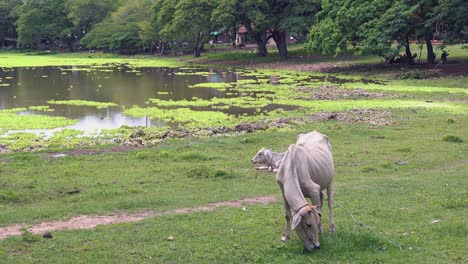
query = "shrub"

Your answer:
(443, 135), (463, 143)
